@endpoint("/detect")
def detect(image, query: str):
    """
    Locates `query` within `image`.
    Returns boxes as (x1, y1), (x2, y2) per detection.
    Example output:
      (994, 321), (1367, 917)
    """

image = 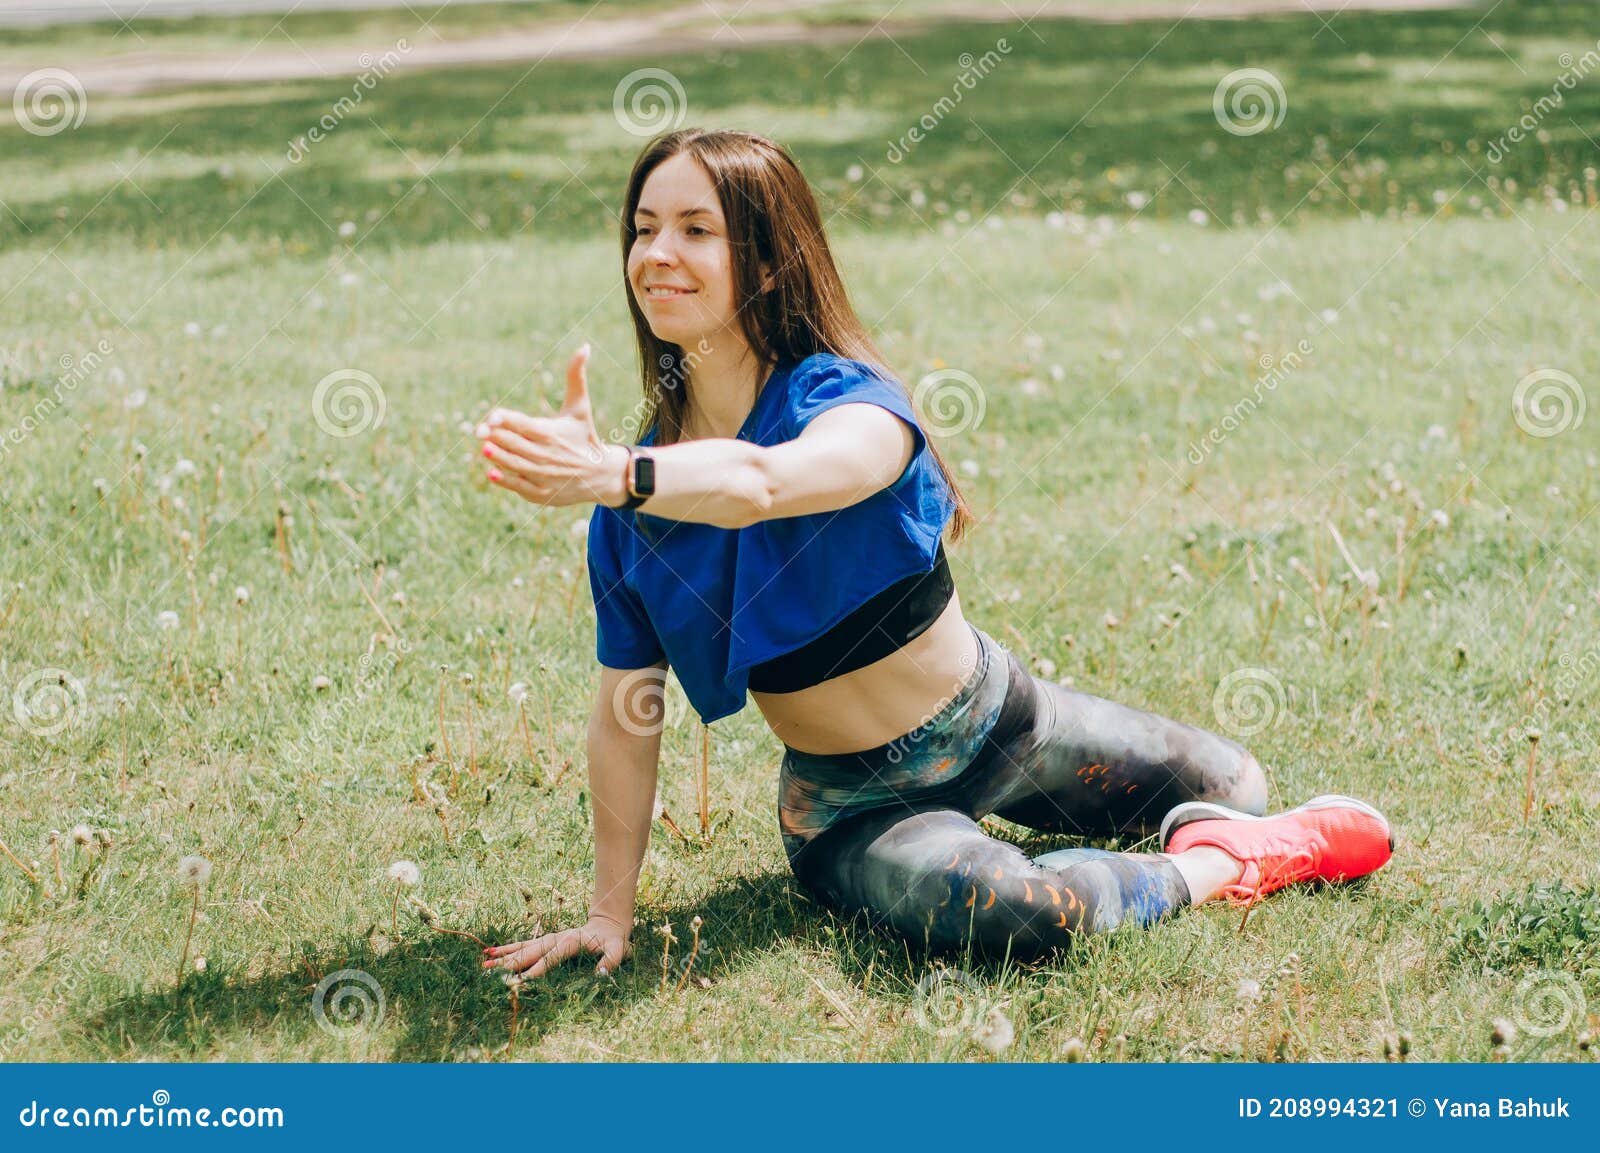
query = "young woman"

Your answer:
(475, 129), (1394, 981)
